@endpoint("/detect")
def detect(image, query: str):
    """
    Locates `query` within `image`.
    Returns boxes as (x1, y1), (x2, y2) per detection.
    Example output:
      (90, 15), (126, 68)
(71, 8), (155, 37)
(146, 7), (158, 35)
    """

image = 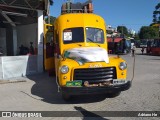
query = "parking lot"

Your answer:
(0, 48), (160, 120)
